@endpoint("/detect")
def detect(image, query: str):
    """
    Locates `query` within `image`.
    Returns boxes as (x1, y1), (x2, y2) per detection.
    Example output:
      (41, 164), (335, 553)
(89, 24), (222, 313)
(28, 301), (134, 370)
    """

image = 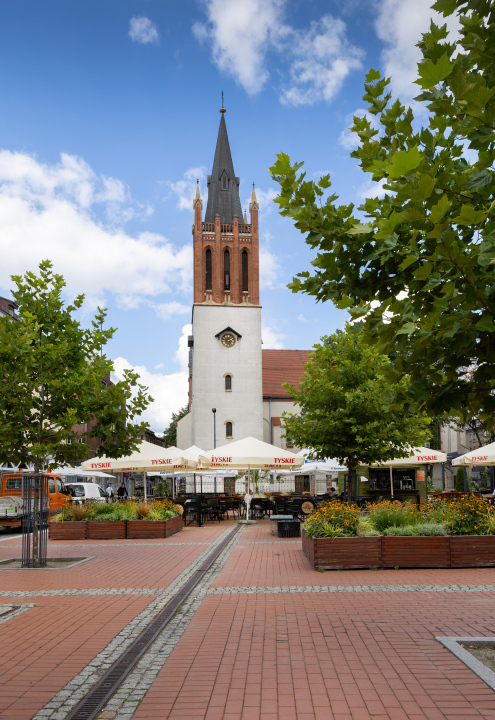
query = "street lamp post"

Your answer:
(212, 408), (217, 494)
